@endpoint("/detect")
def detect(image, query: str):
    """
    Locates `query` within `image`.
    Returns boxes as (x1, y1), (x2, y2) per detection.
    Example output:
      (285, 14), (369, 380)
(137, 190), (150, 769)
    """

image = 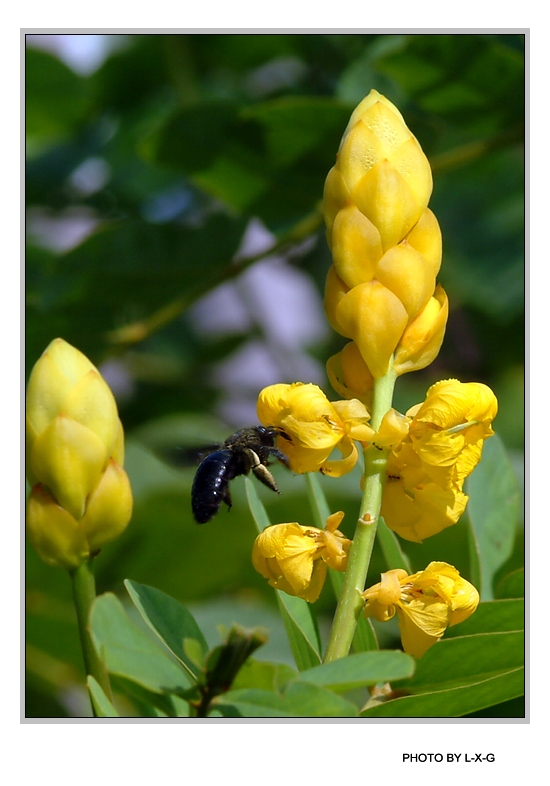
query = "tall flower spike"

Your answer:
(362, 562), (479, 658)
(26, 338), (133, 569)
(323, 90), (448, 380)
